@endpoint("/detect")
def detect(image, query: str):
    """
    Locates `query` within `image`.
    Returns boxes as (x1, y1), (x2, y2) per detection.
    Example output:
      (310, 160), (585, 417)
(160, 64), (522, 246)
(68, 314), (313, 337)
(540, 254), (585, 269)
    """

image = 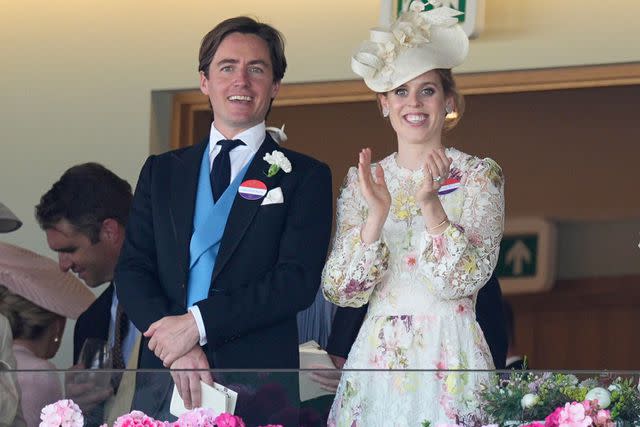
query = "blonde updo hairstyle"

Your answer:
(0, 284), (63, 341)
